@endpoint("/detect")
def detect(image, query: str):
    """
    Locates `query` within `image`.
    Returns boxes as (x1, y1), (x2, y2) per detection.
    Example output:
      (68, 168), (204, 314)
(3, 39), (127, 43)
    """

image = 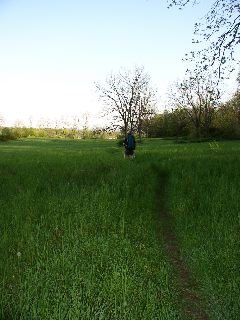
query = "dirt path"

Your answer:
(156, 171), (209, 320)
